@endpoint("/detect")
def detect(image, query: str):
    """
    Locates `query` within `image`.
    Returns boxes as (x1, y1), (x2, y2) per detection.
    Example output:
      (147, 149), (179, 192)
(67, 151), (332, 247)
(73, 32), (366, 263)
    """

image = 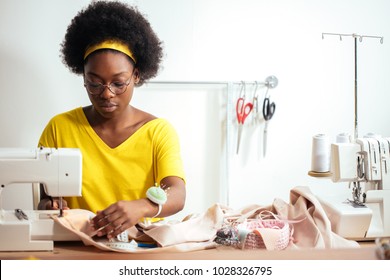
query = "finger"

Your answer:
(50, 201), (60, 210)
(92, 205), (116, 224)
(91, 210), (108, 227)
(96, 219), (123, 237)
(60, 199), (69, 208)
(107, 223), (129, 240)
(93, 210), (104, 220)
(93, 213), (123, 235)
(94, 215), (111, 230)
(53, 199), (69, 209)
(91, 204), (127, 233)
(94, 207), (124, 225)
(97, 213), (130, 238)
